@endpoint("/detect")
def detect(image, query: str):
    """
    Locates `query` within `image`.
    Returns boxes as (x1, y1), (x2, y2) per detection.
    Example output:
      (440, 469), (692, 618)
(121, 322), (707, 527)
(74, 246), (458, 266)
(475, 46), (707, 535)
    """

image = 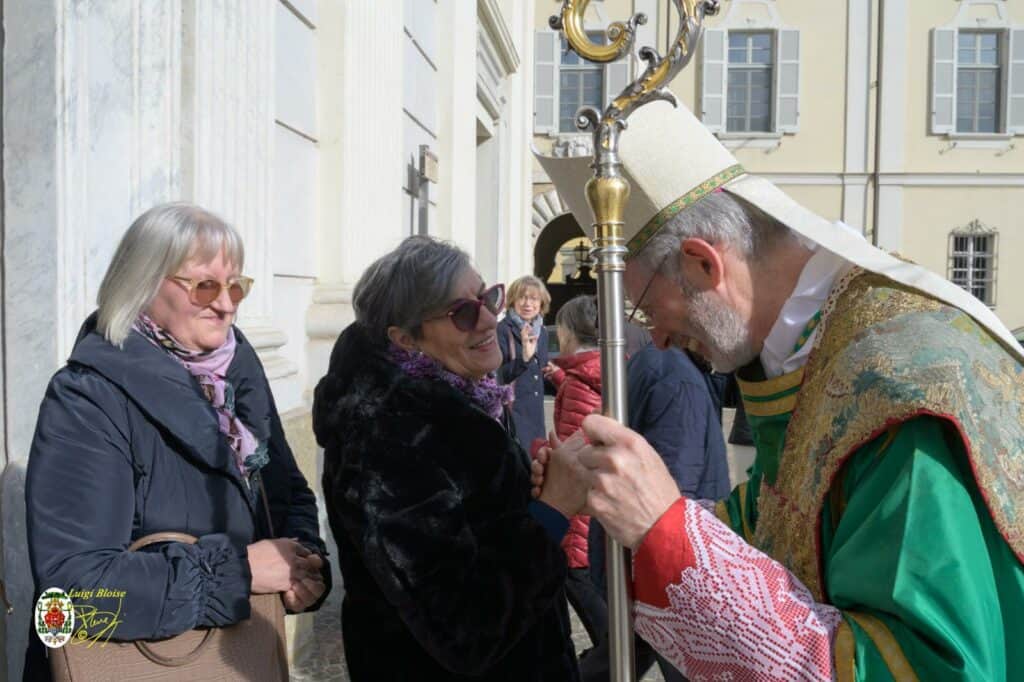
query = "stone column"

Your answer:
(308, 0), (404, 383)
(181, 0), (296, 385)
(436, 0), (478, 251)
(3, 2), (185, 677)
